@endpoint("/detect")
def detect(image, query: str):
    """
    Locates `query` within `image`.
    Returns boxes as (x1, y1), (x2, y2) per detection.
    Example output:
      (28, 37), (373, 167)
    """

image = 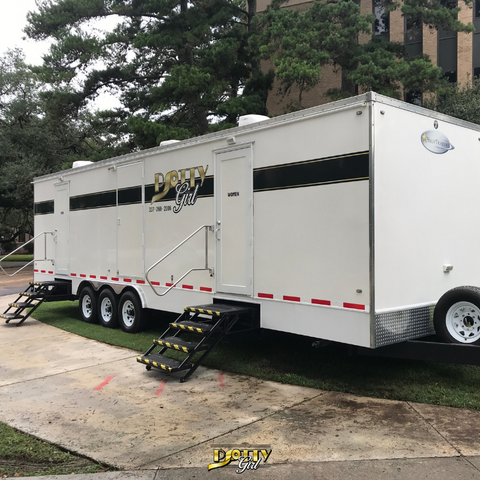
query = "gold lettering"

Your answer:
(197, 165), (208, 186)
(261, 449), (272, 462)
